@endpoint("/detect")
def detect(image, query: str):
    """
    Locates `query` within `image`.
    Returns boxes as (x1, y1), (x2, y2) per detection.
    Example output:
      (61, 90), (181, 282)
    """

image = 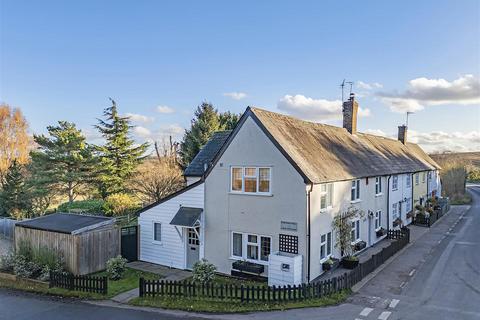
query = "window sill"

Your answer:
(350, 199), (362, 204)
(320, 206), (333, 213)
(229, 192), (273, 197)
(229, 256), (269, 266)
(320, 255), (332, 263)
(350, 239), (362, 245)
(152, 241), (163, 246)
(375, 193), (383, 197)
